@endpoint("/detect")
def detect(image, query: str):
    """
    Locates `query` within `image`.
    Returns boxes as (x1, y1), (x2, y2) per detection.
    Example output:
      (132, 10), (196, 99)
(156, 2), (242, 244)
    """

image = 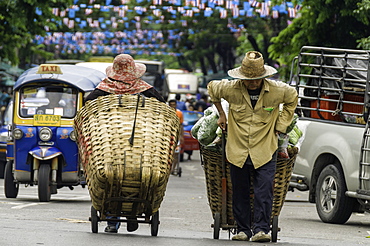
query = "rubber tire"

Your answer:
(315, 164), (354, 224)
(38, 164), (51, 202)
(4, 161), (18, 198)
(271, 215), (278, 242)
(213, 212), (221, 239)
(91, 206), (99, 233)
(151, 211), (160, 236)
(0, 160), (5, 179)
